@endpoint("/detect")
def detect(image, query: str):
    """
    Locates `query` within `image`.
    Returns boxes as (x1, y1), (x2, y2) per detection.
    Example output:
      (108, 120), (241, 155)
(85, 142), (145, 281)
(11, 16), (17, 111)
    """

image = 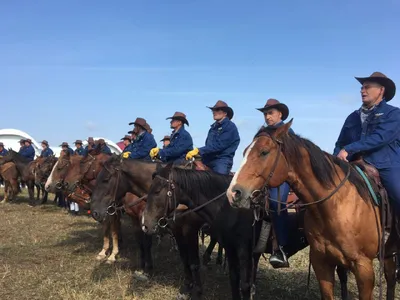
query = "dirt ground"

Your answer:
(0, 190), (398, 300)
